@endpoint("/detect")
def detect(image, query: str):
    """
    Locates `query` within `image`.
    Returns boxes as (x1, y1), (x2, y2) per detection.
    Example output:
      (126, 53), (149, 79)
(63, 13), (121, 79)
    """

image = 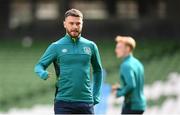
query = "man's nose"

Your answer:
(72, 24), (78, 29)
